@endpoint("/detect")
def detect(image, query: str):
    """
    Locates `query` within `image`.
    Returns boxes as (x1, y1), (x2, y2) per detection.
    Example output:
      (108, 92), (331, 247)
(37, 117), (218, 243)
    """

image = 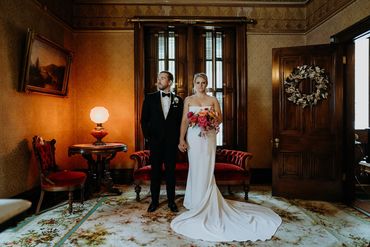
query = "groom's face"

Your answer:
(157, 72), (172, 91)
